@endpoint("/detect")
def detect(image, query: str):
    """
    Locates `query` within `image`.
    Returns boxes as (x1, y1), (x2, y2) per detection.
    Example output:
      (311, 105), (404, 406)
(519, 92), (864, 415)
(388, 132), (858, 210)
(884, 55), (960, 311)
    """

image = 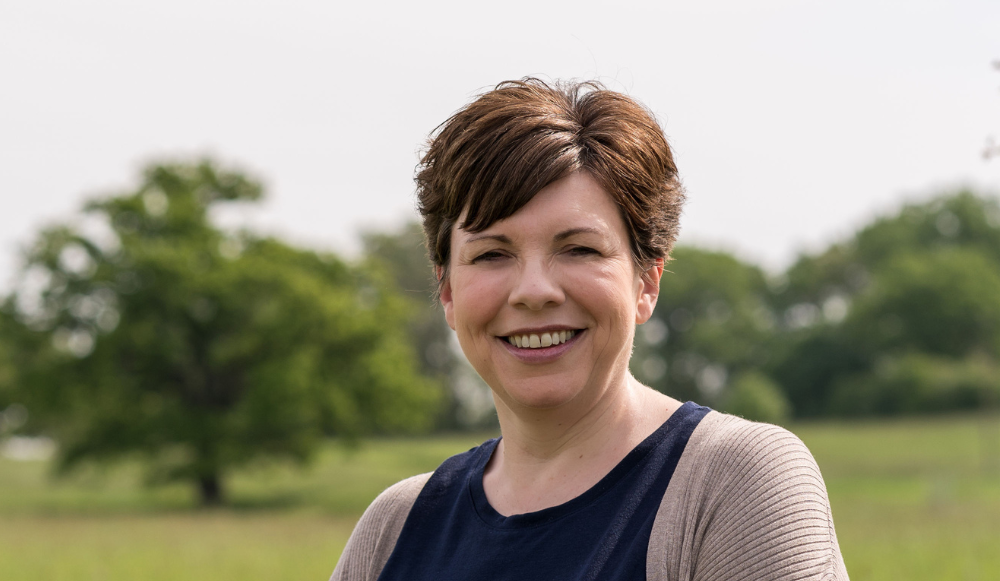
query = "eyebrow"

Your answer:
(463, 227), (604, 246)
(553, 227), (603, 242)
(463, 233), (513, 245)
